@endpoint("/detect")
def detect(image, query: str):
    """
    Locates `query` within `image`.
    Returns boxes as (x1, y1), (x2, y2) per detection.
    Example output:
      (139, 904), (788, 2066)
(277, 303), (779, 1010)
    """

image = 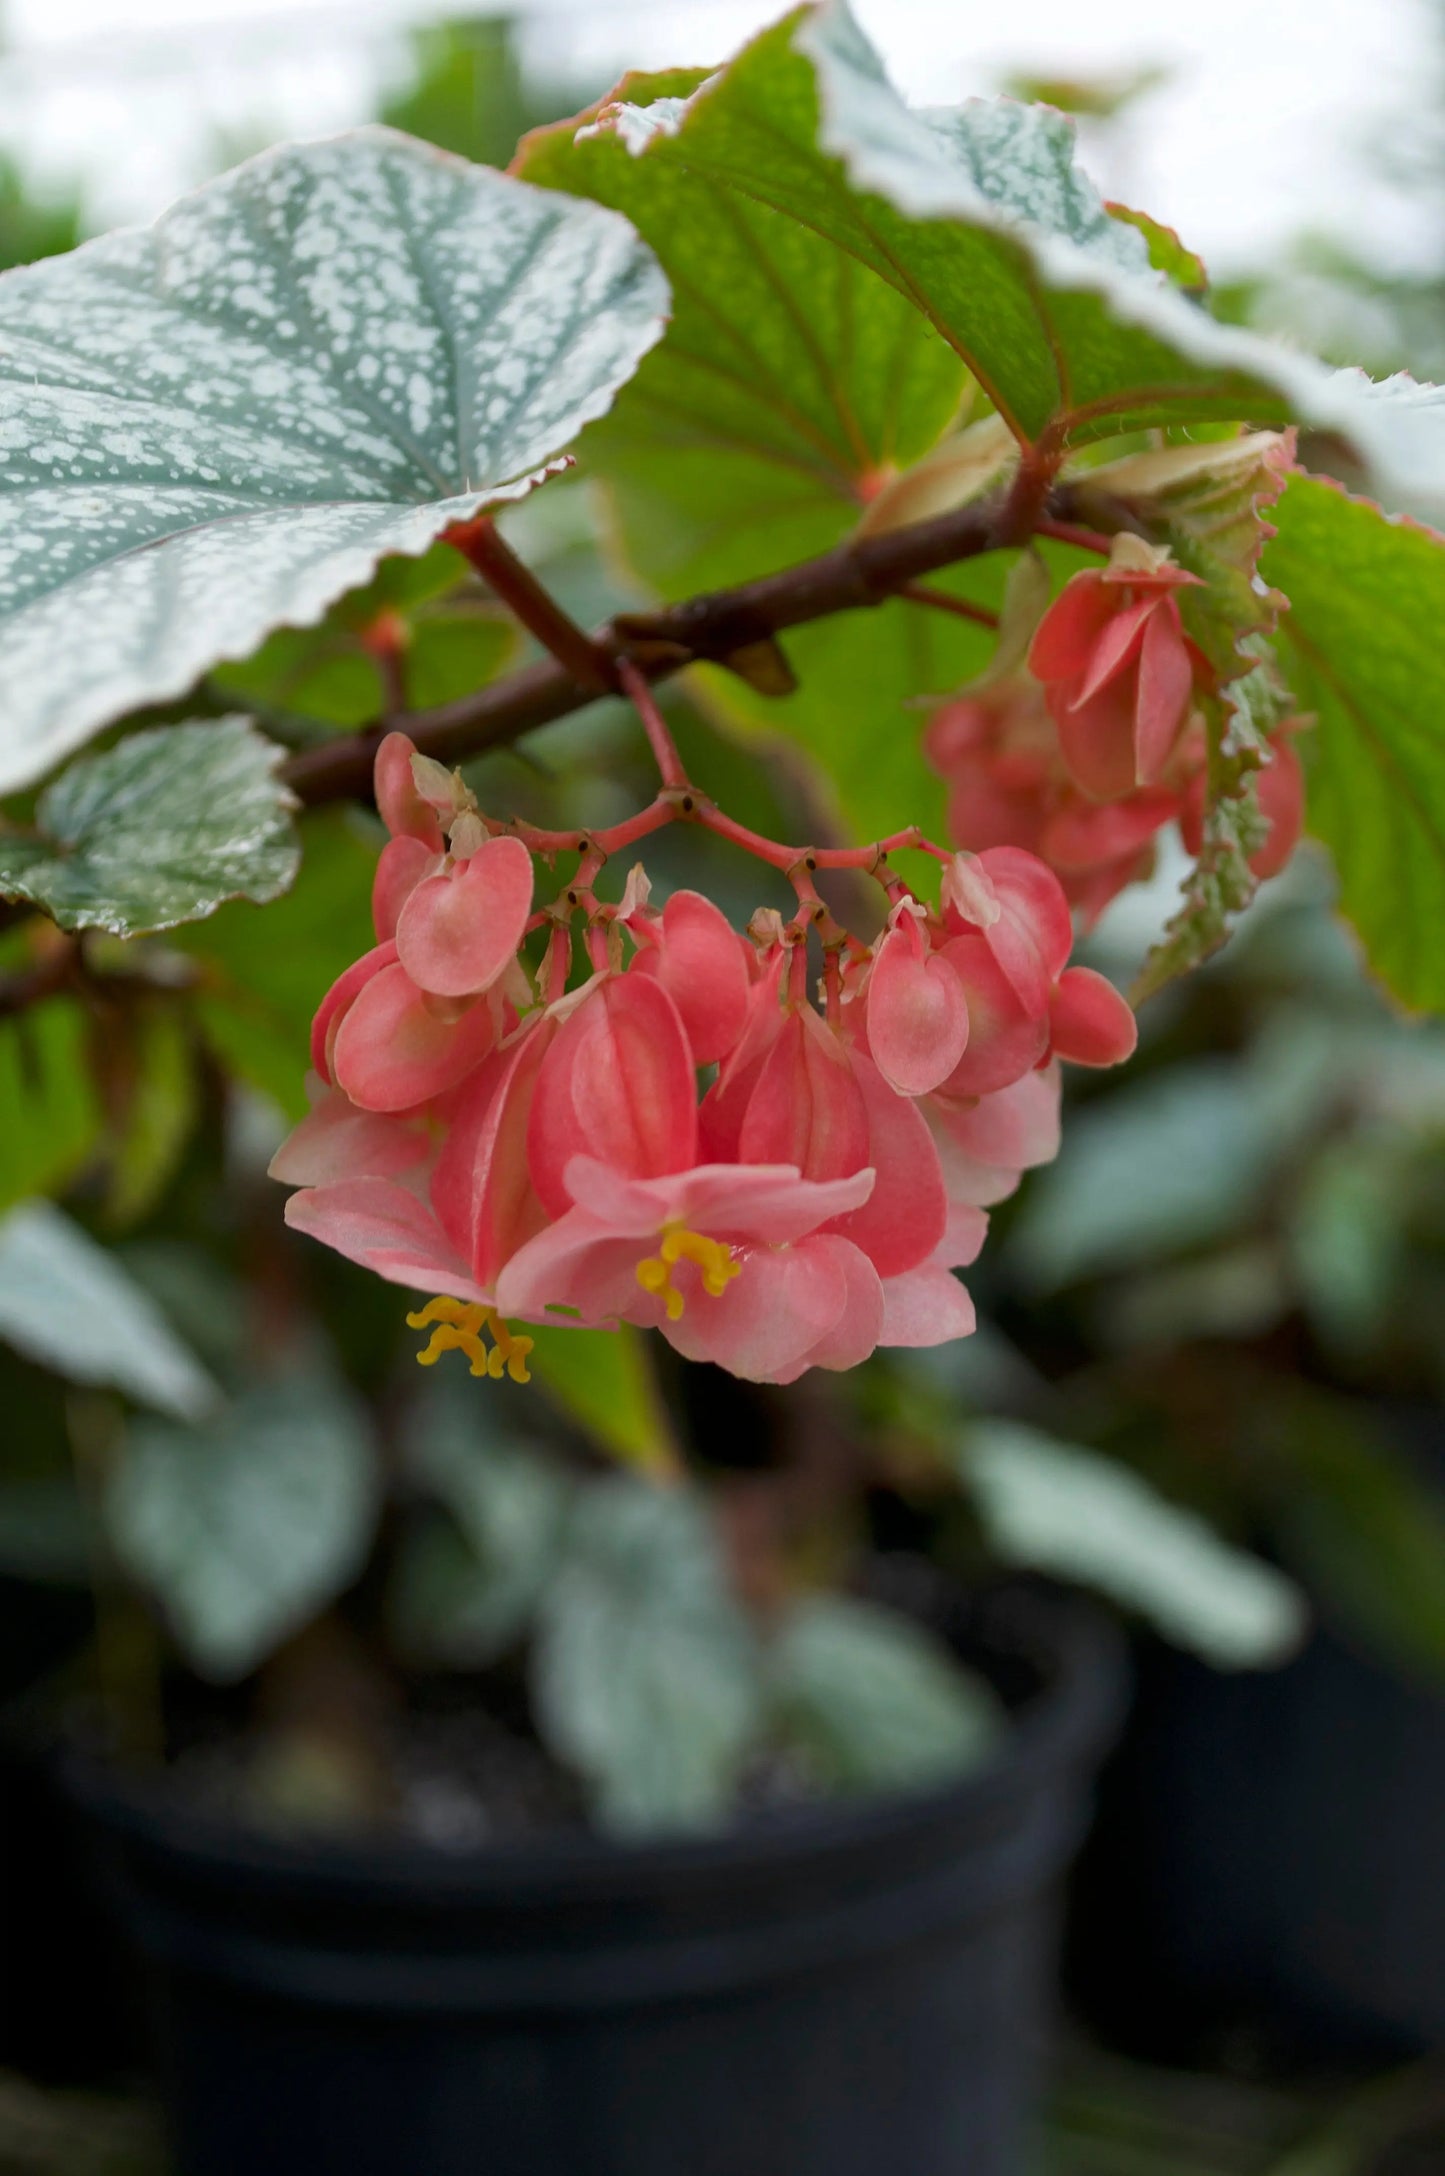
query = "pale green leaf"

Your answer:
(532, 1476), (762, 1831)
(0, 127), (668, 791)
(959, 1422), (1306, 1667)
(0, 719), (299, 936)
(106, 1372), (377, 1680)
(0, 1200), (218, 1418)
(393, 1375), (572, 1664)
(770, 1594), (1002, 1794)
(1261, 474), (1445, 1012)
